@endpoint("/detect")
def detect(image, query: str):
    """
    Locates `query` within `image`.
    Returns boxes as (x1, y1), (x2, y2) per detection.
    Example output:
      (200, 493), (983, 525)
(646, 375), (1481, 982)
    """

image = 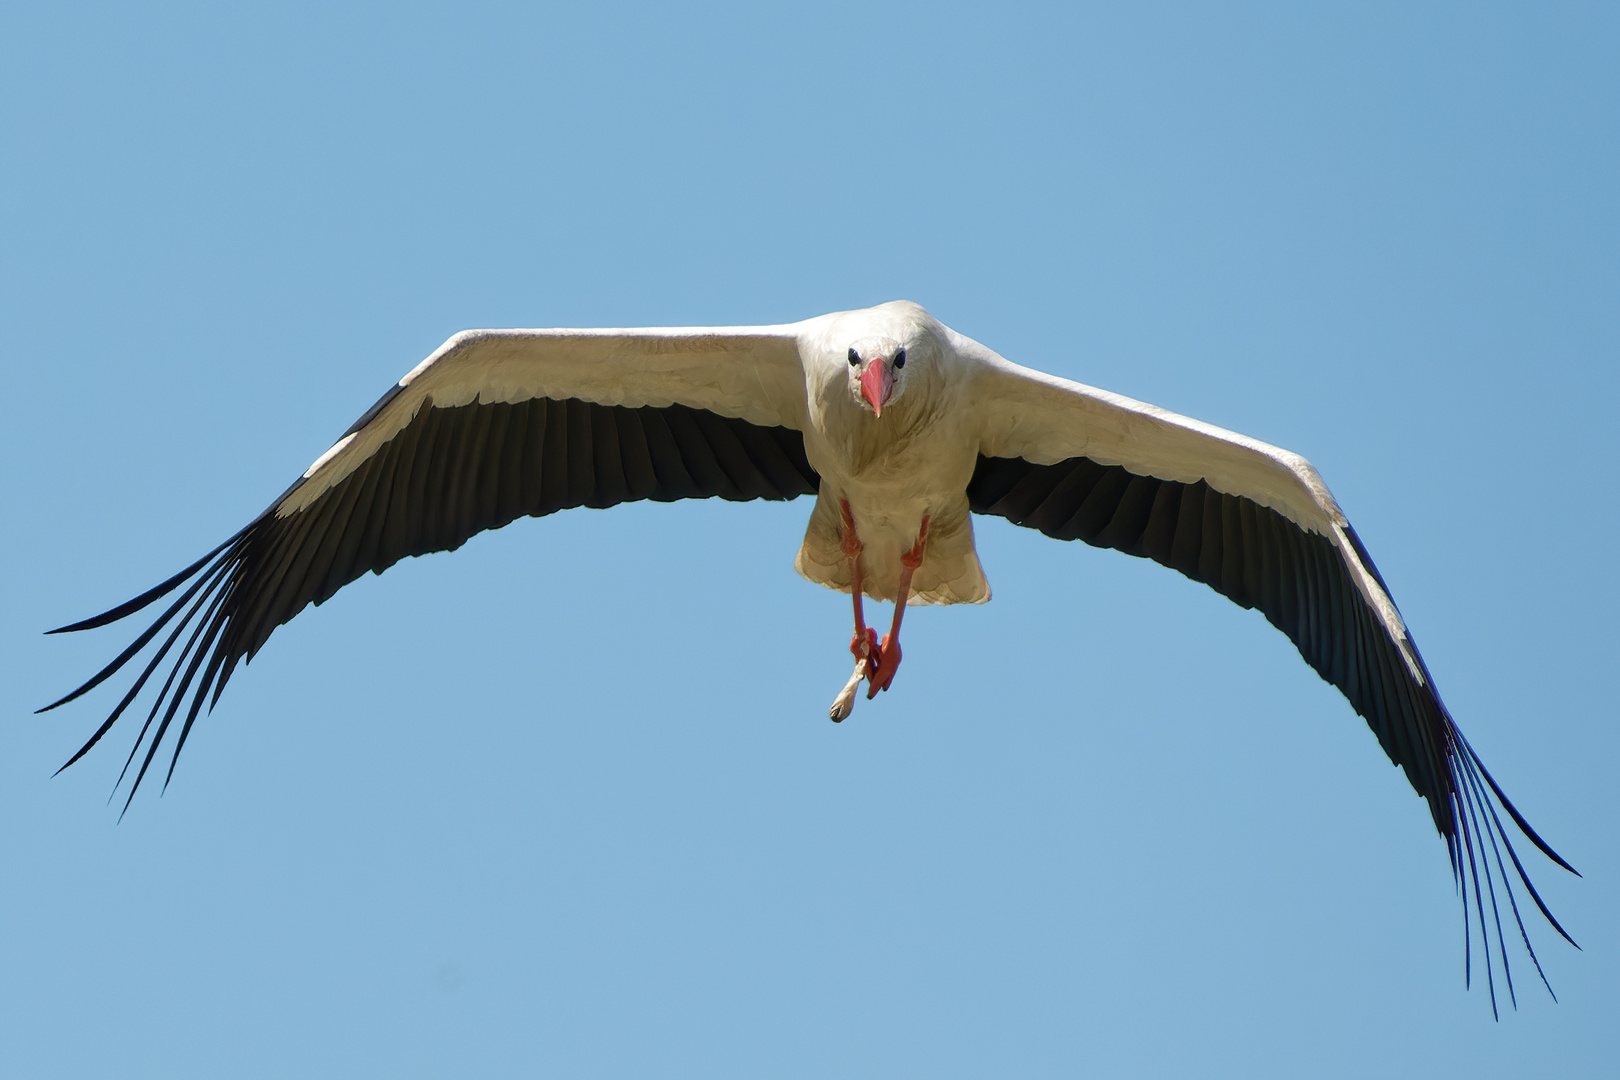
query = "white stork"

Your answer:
(44, 300), (1575, 1013)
